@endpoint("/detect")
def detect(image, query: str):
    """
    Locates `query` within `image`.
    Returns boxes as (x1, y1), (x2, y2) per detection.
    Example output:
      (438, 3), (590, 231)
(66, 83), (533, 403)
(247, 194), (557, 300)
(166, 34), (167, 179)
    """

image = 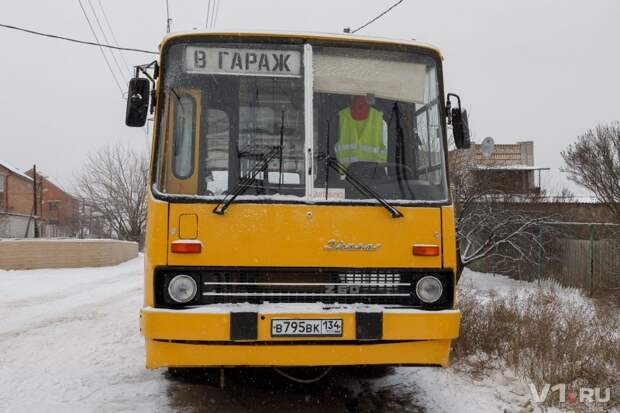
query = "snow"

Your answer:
(0, 255), (168, 411)
(0, 237), (136, 243)
(153, 185), (449, 205)
(358, 268), (549, 413)
(475, 164), (548, 171)
(147, 302), (459, 315)
(371, 366), (536, 413)
(459, 267), (591, 311)
(1, 257), (611, 412)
